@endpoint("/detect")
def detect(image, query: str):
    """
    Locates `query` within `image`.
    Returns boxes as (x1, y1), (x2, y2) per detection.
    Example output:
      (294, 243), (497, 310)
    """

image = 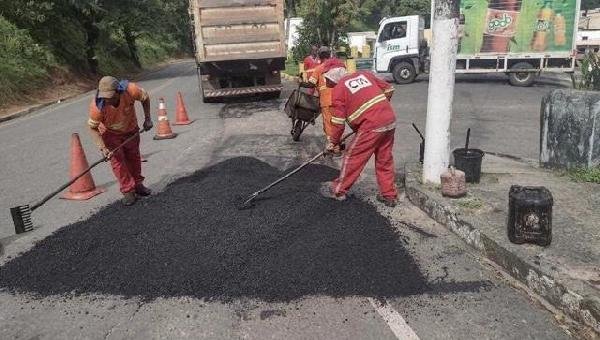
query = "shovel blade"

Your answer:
(11, 205), (33, 234)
